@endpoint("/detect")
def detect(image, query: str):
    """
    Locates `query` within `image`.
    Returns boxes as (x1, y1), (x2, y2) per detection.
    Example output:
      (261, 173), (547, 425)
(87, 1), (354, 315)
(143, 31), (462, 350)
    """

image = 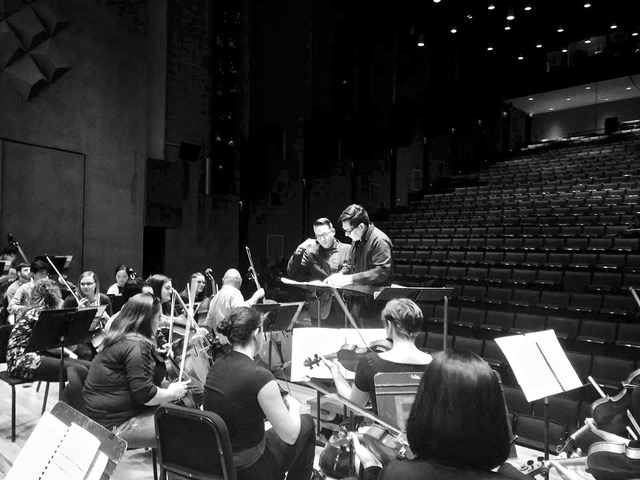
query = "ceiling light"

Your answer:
(433, 0), (441, 2)
(584, 2), (591, 7)
(585, 39), (591, 44)
(417, 34), (425, 47)
(633, 32), (639, 37)
(524, 4), (532, 11)
(488, 2), (495, 10)
(528, 97), (534, 101)
(586, 86), (591, 89)
(611, 22), (617, 29)
(505, 22), (511, 31)
(467, 12), (473, 20)
(487, 44), (494, 51)
(627, 87), (632, 90)
(562, 48), (568, 53)
(506, 7), (515, 21)
(536, 42), (542, 48)
(604, 98), (609, 101)
(566, 98), (571, 101)
(517, 54), (524, 60)
(557, 25), (564, 33)
(549, 108), (554, 111)
(450, 26), (458, 33)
